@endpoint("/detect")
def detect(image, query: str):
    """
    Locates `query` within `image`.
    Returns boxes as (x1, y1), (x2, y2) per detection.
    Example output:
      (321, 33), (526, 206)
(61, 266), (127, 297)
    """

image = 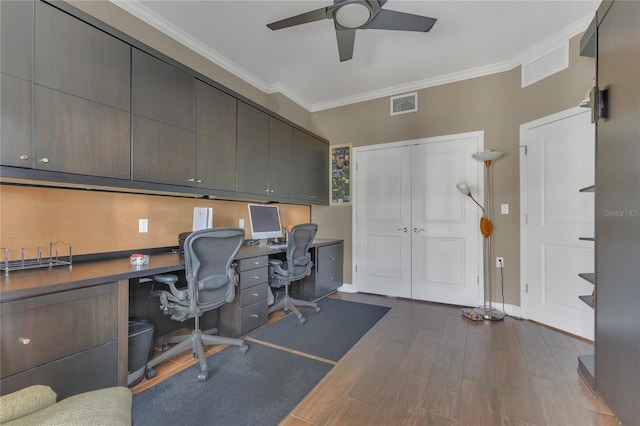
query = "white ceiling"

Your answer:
(112, 0), (599, 112)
